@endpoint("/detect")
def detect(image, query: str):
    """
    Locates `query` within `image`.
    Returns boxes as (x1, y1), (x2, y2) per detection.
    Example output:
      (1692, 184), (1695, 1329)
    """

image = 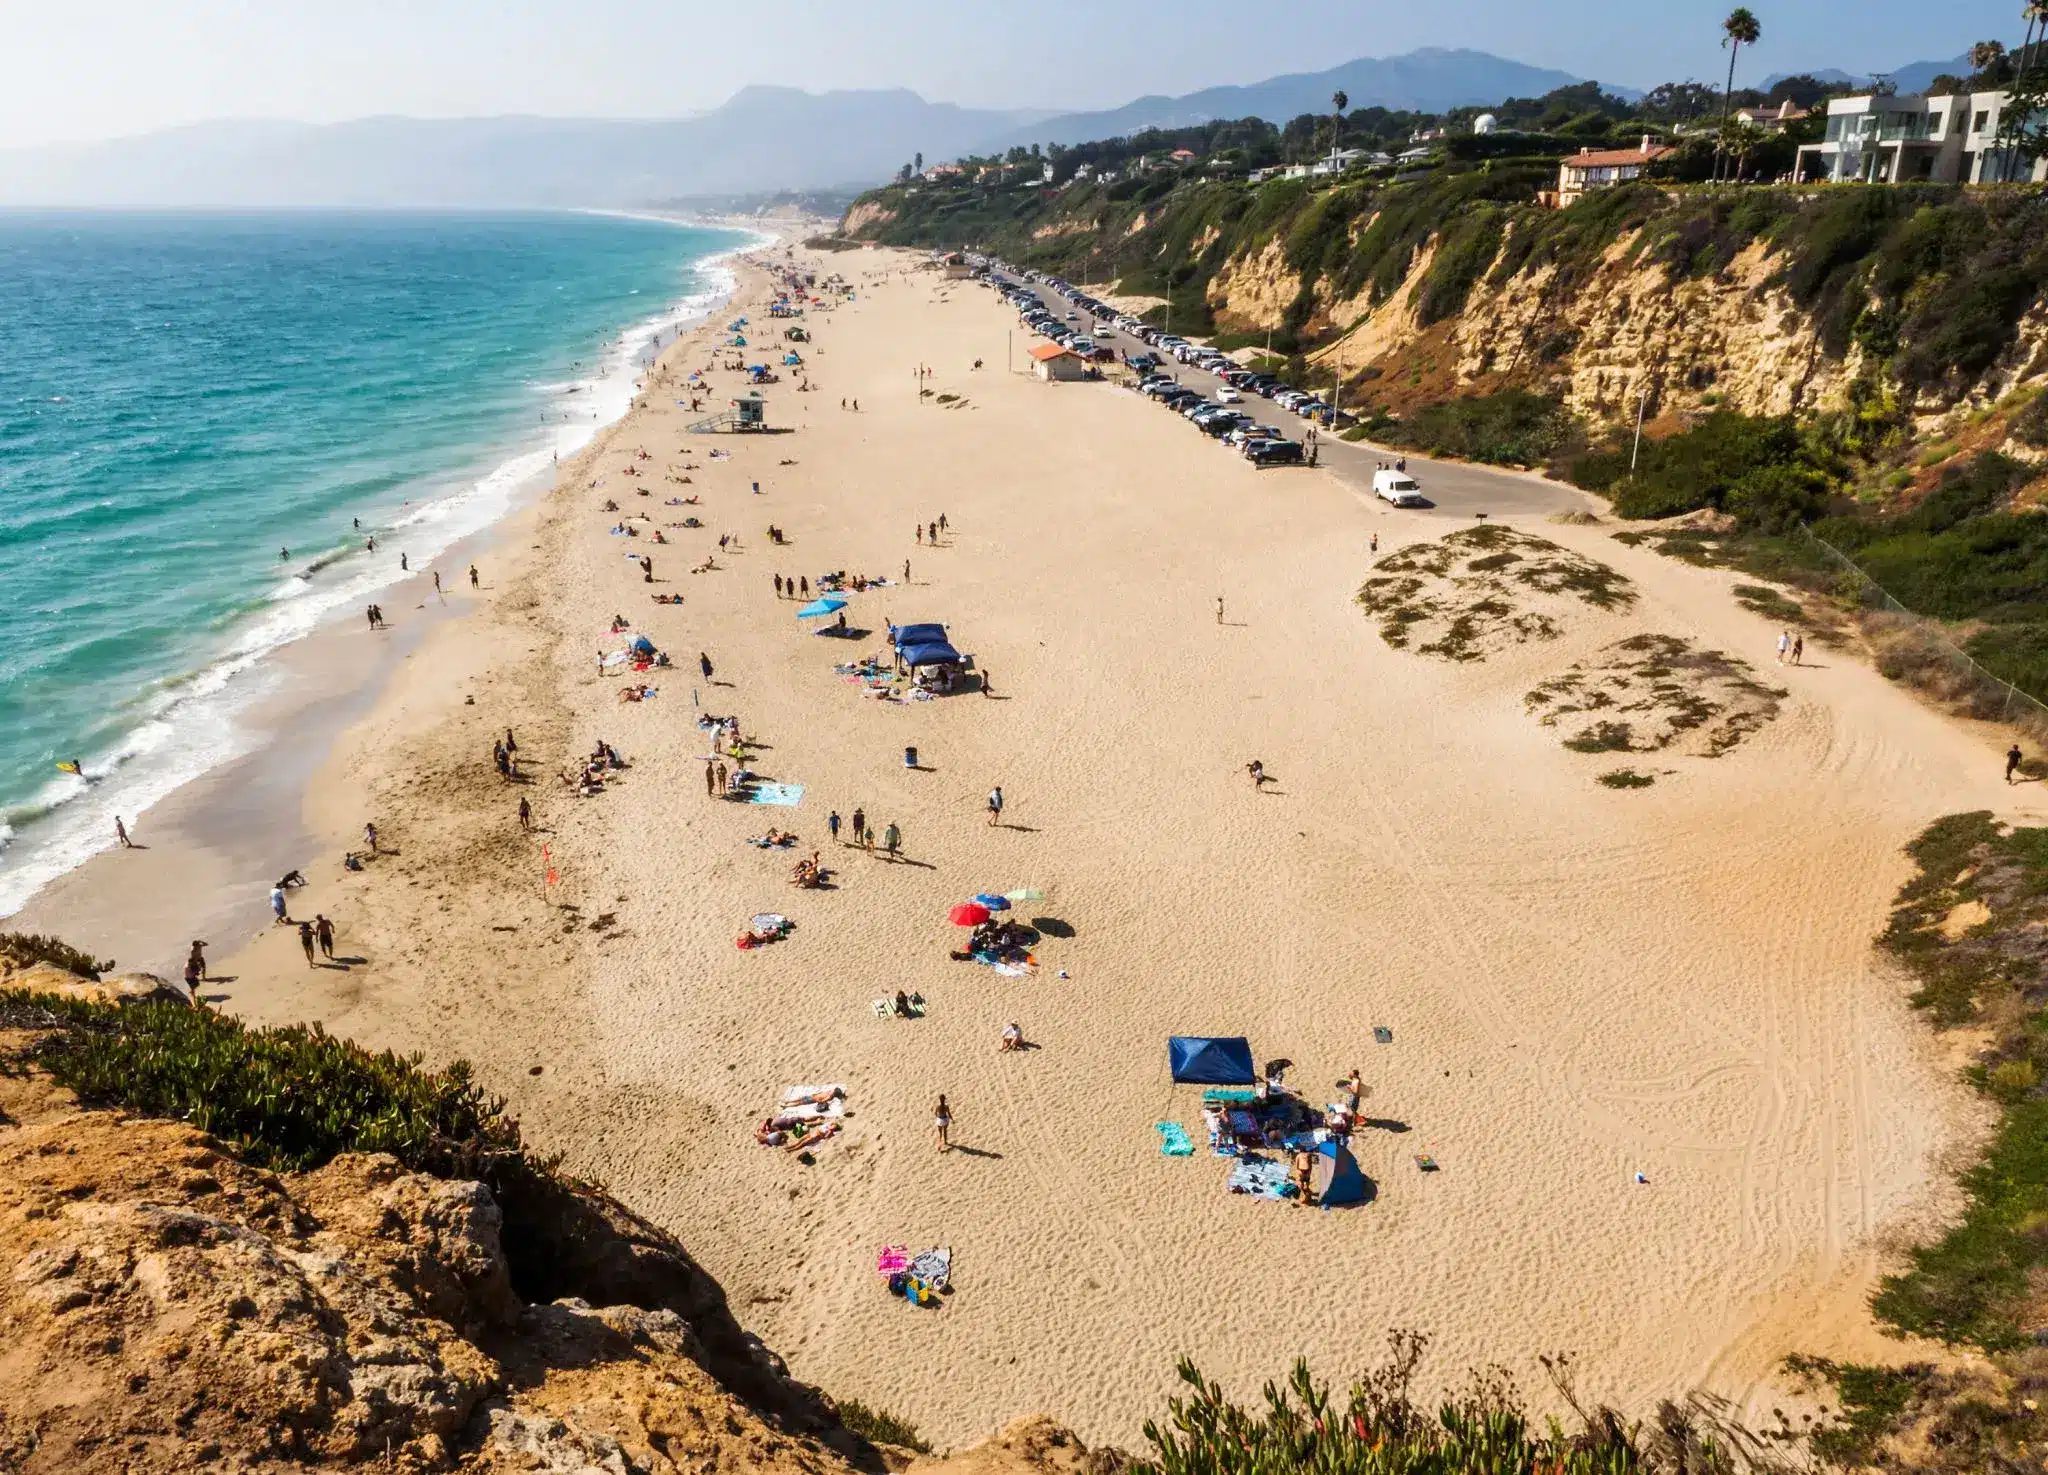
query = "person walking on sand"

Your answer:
(1776, 629), (1790, 665)
(518, 796), (532, 831)
(400, 552), (408, 572)
(986, 785), (1004, 826)
(828, 810), (842, 845)
(851, 808), (866, 847)
(316, 914), (336, 961)
(270, 884), (290, 925)
(184, 940), (207, 997)
(882, 820), (901, 860)
(980, 667), (993, 698)
(1791, 634), (1804, 666)
(934, 1094), (952, 1152)
(364, 821), (379, 854)
(939, 513), (948, 534)
(2010, 744), (2025, 784)
(903, 559), (911, 583)
(1247, 759), (1268, 789)
(699, 651), (714, 682)
(1216, 595), (1225, 625)
(915, 524), (922, 546)
(774, 574), (784, 598)
(115, 815), (132, 848)
(298, 920), (317, 967)
(469, 563), (479, 589)
(1370, 532), (1379, 554)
